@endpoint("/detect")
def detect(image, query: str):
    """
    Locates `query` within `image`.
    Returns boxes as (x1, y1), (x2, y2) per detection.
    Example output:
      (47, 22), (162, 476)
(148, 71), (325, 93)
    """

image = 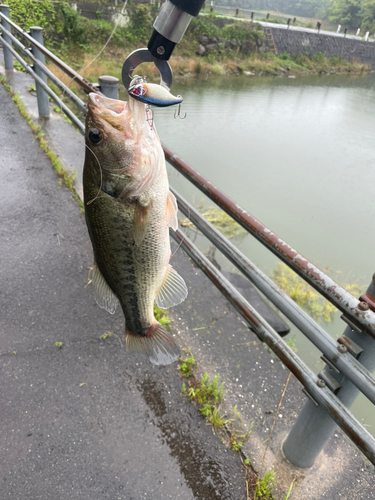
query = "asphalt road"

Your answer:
(0, 83), (245, 500)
